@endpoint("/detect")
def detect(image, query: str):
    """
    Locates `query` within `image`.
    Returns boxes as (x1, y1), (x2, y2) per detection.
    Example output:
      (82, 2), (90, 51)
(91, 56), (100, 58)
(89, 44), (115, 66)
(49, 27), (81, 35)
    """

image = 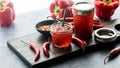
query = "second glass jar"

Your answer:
(72, 2), (95, 39)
